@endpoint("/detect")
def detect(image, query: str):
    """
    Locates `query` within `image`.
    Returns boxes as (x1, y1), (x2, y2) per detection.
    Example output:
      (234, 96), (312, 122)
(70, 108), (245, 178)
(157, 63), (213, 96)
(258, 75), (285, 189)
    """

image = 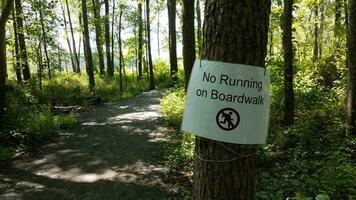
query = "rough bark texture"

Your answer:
(347, 0), (356, 134)
(282, 0), (294, 126)
(167, 0), (178, 78)
(196, 0), (202, 56)
(82, 0), (95, 89)
(137, 0), (143, 79)
(65, 0), (79, 73)
(194, 1), (271, 200)
(182, 0), (196, 89)
(146, 0), (155, 90)
(15, 0), (30, 80)
(104, 0), (114, 76)
(92, 0), (105, 75)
